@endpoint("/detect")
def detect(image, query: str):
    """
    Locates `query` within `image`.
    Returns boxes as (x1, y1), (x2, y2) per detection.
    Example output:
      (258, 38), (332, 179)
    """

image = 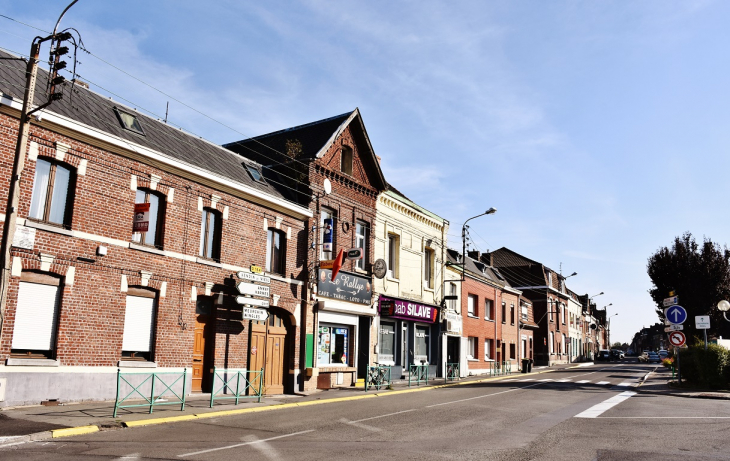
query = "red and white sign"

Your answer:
(668, 331), (686, 347)
(133, 203), (150, 232)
